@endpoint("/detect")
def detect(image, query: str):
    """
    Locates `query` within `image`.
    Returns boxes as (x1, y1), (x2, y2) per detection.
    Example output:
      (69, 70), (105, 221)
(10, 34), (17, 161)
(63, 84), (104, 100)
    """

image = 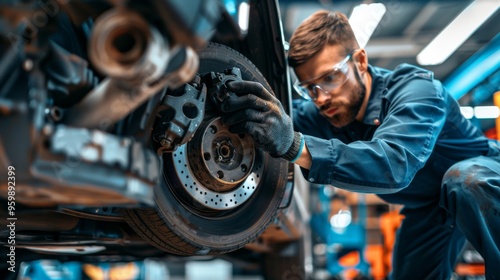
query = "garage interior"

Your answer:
(1, 0), (499, 279)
